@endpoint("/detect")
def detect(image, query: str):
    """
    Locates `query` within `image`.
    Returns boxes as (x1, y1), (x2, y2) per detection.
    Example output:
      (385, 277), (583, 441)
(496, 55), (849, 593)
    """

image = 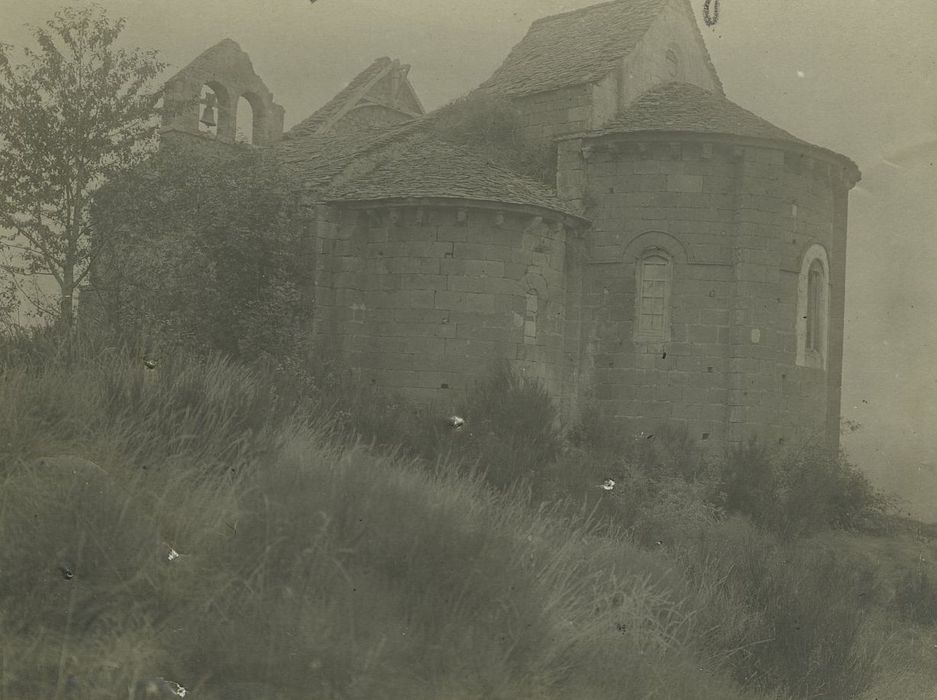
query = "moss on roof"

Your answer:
(275, 90), (575, 217)
(325, 132), (583, 219)
(480, 0), (668, 97)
